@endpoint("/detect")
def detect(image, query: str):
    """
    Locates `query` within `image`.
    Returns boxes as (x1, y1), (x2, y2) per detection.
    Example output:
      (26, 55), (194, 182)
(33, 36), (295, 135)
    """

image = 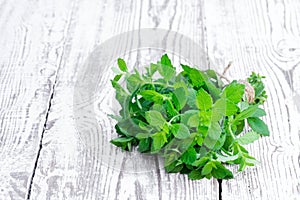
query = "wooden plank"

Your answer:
(0, 0), (75, 199)
(204, 0), (300, 199)
(29, 0), (219, 200)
